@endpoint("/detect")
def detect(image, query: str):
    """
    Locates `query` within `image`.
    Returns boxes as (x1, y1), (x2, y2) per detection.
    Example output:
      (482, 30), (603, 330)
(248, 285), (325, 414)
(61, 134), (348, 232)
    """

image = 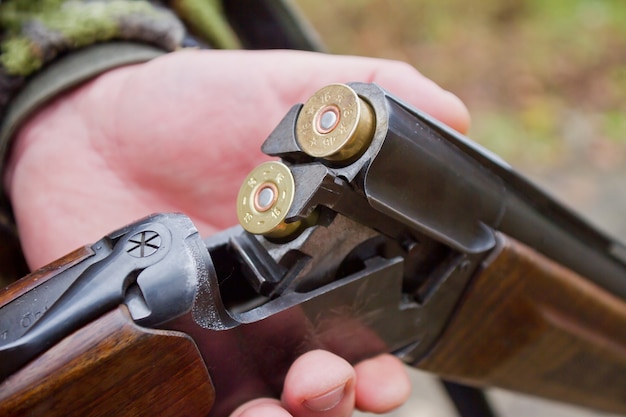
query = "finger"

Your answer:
(354, 354), (411, 413)
(137, 49), (469, 135)
(281, 350), (356, 417)
(231, 398), (292, 417)
(110, 49), (470, 228)
(245, 50), (471, 134)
